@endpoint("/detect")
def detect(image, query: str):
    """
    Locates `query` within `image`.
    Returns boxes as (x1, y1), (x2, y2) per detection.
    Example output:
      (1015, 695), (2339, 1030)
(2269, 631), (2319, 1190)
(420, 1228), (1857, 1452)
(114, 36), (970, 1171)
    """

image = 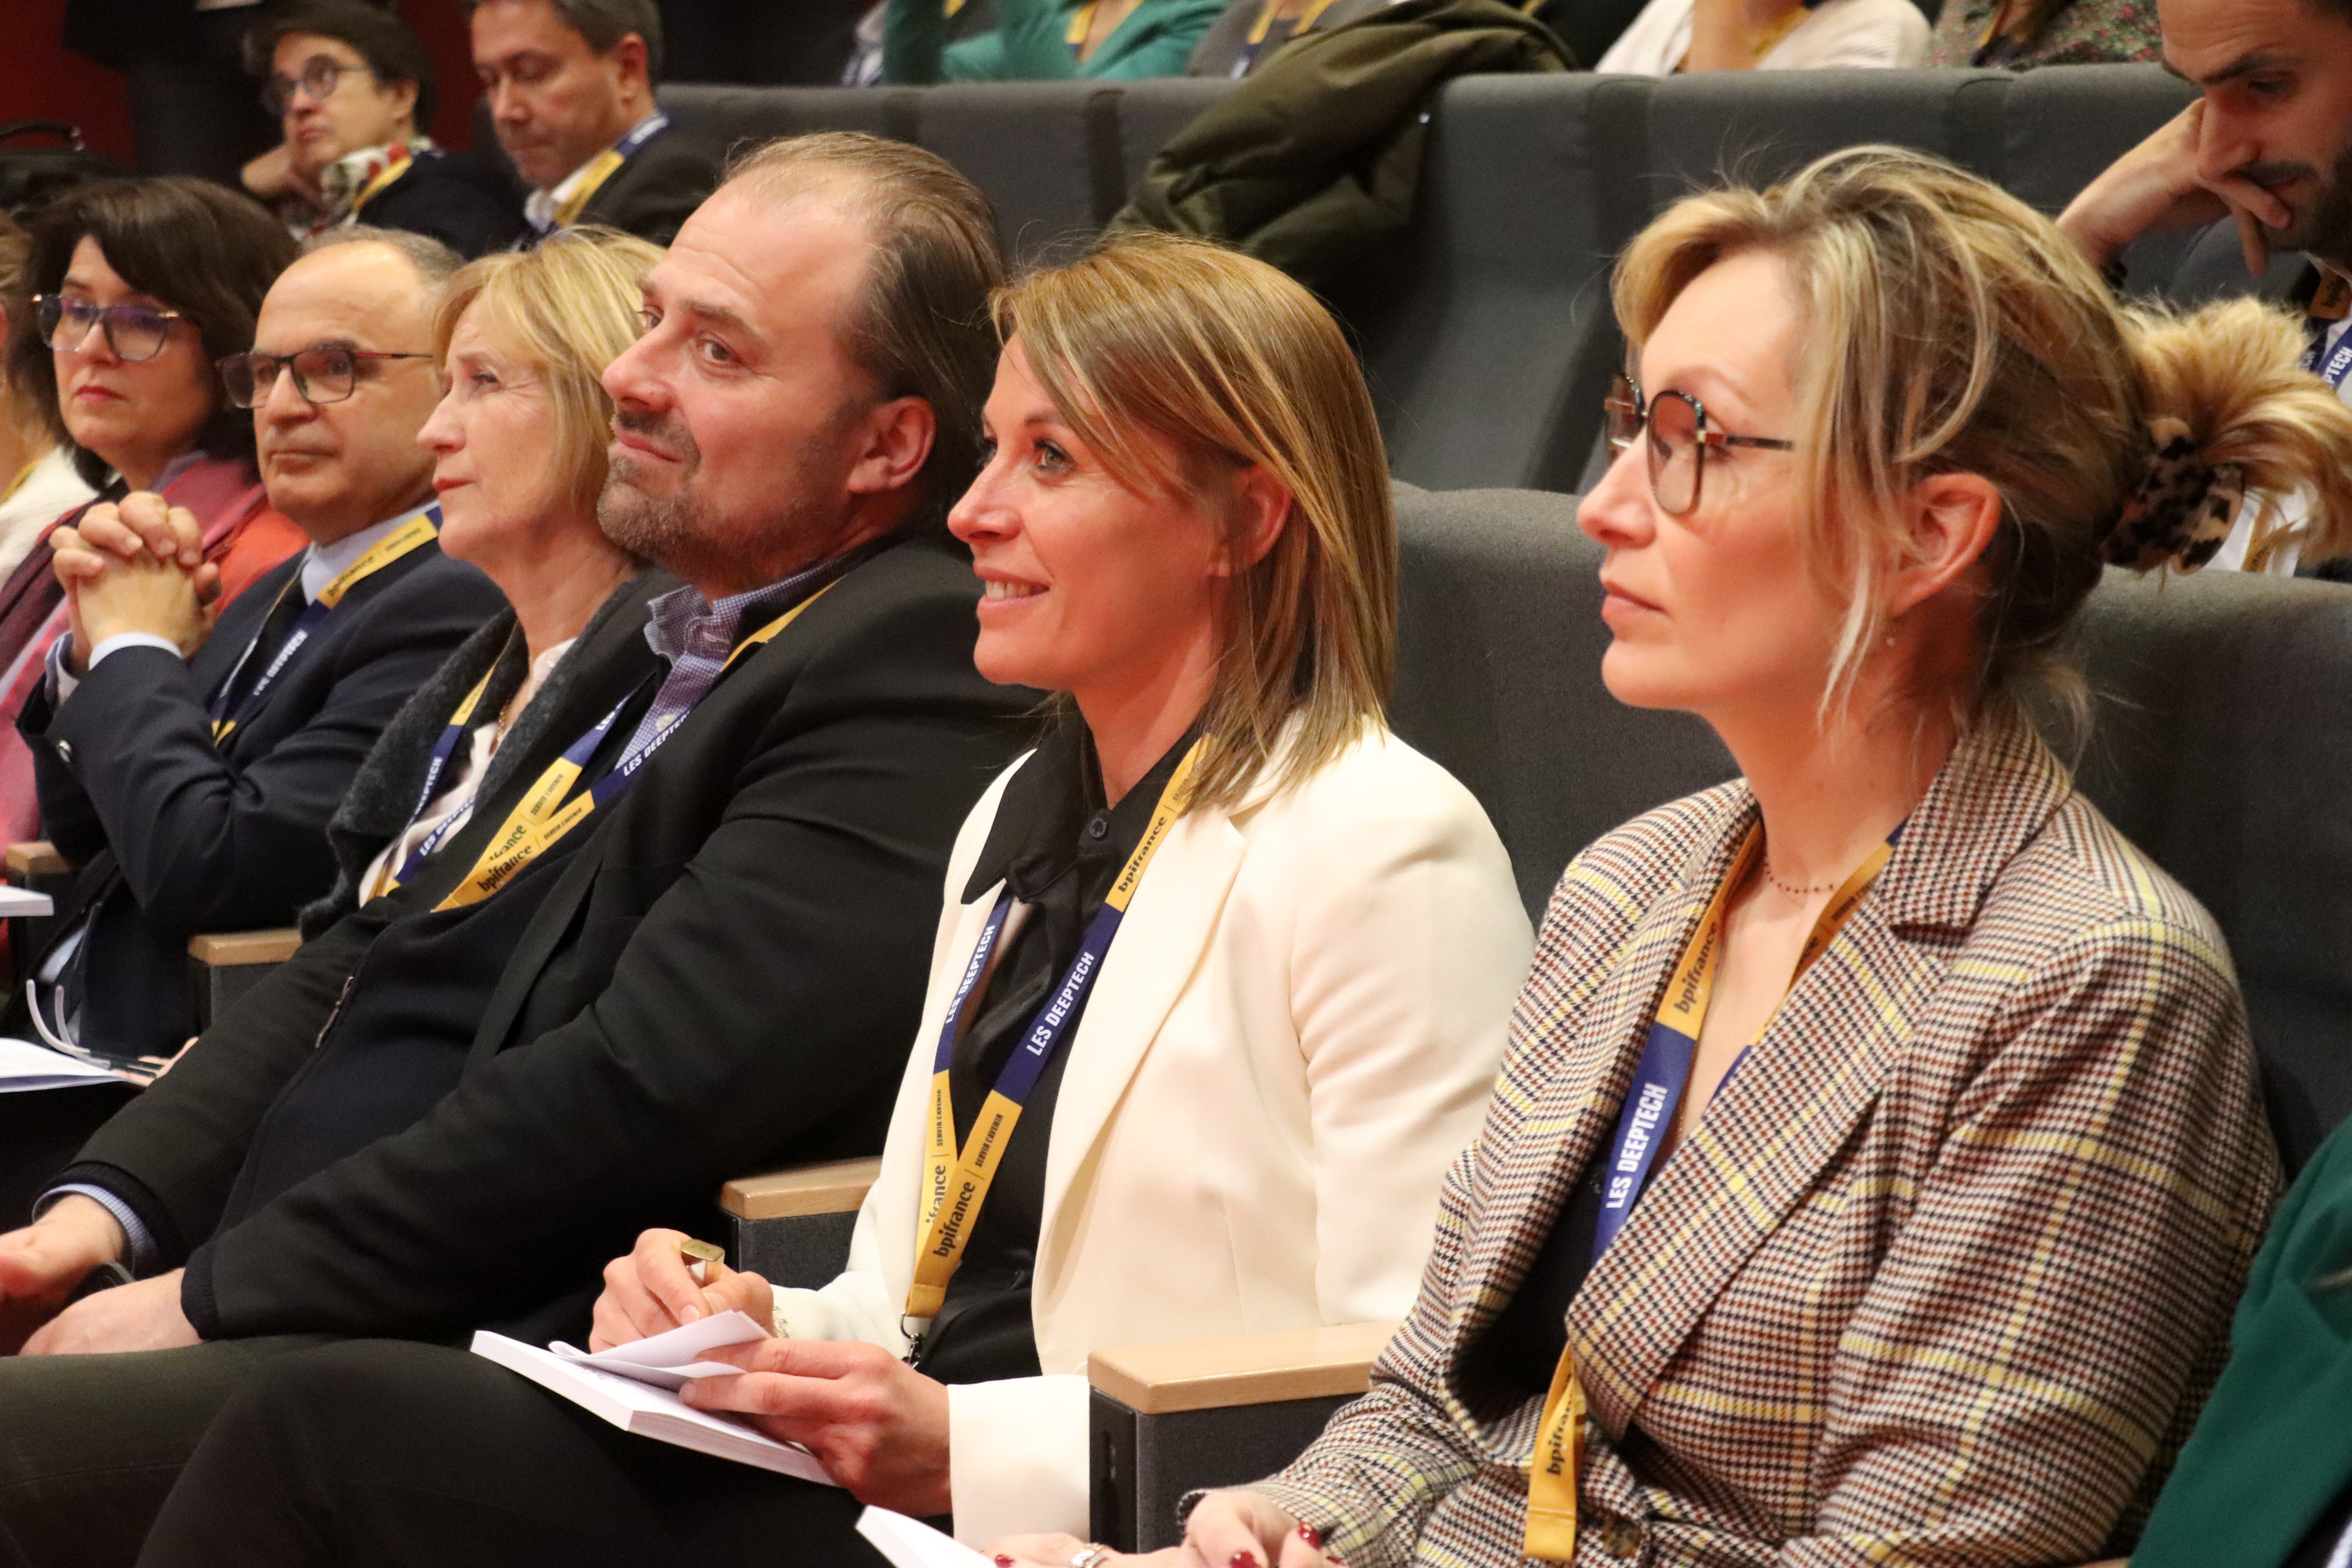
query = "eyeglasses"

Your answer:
(34, 295), (187, 362)
(1604, 373), (1795, 515)
(217, 345), (433, 409)
(260, 55), (370, 117)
